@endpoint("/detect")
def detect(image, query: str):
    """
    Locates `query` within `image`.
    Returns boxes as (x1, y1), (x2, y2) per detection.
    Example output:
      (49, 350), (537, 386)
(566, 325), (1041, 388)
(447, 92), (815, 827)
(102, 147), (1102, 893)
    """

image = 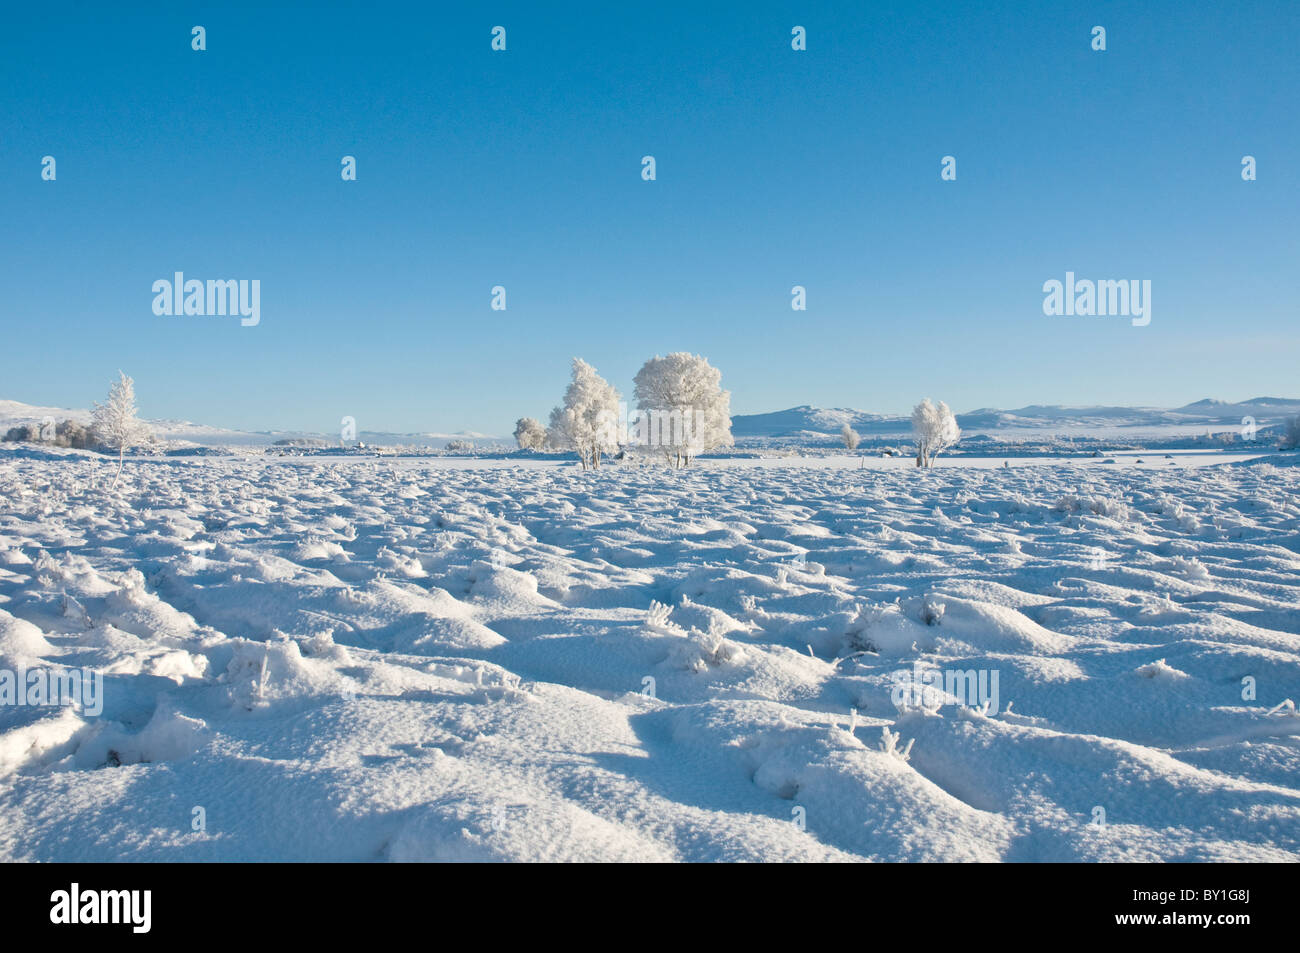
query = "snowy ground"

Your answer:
(1, 451), (1299, 861)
